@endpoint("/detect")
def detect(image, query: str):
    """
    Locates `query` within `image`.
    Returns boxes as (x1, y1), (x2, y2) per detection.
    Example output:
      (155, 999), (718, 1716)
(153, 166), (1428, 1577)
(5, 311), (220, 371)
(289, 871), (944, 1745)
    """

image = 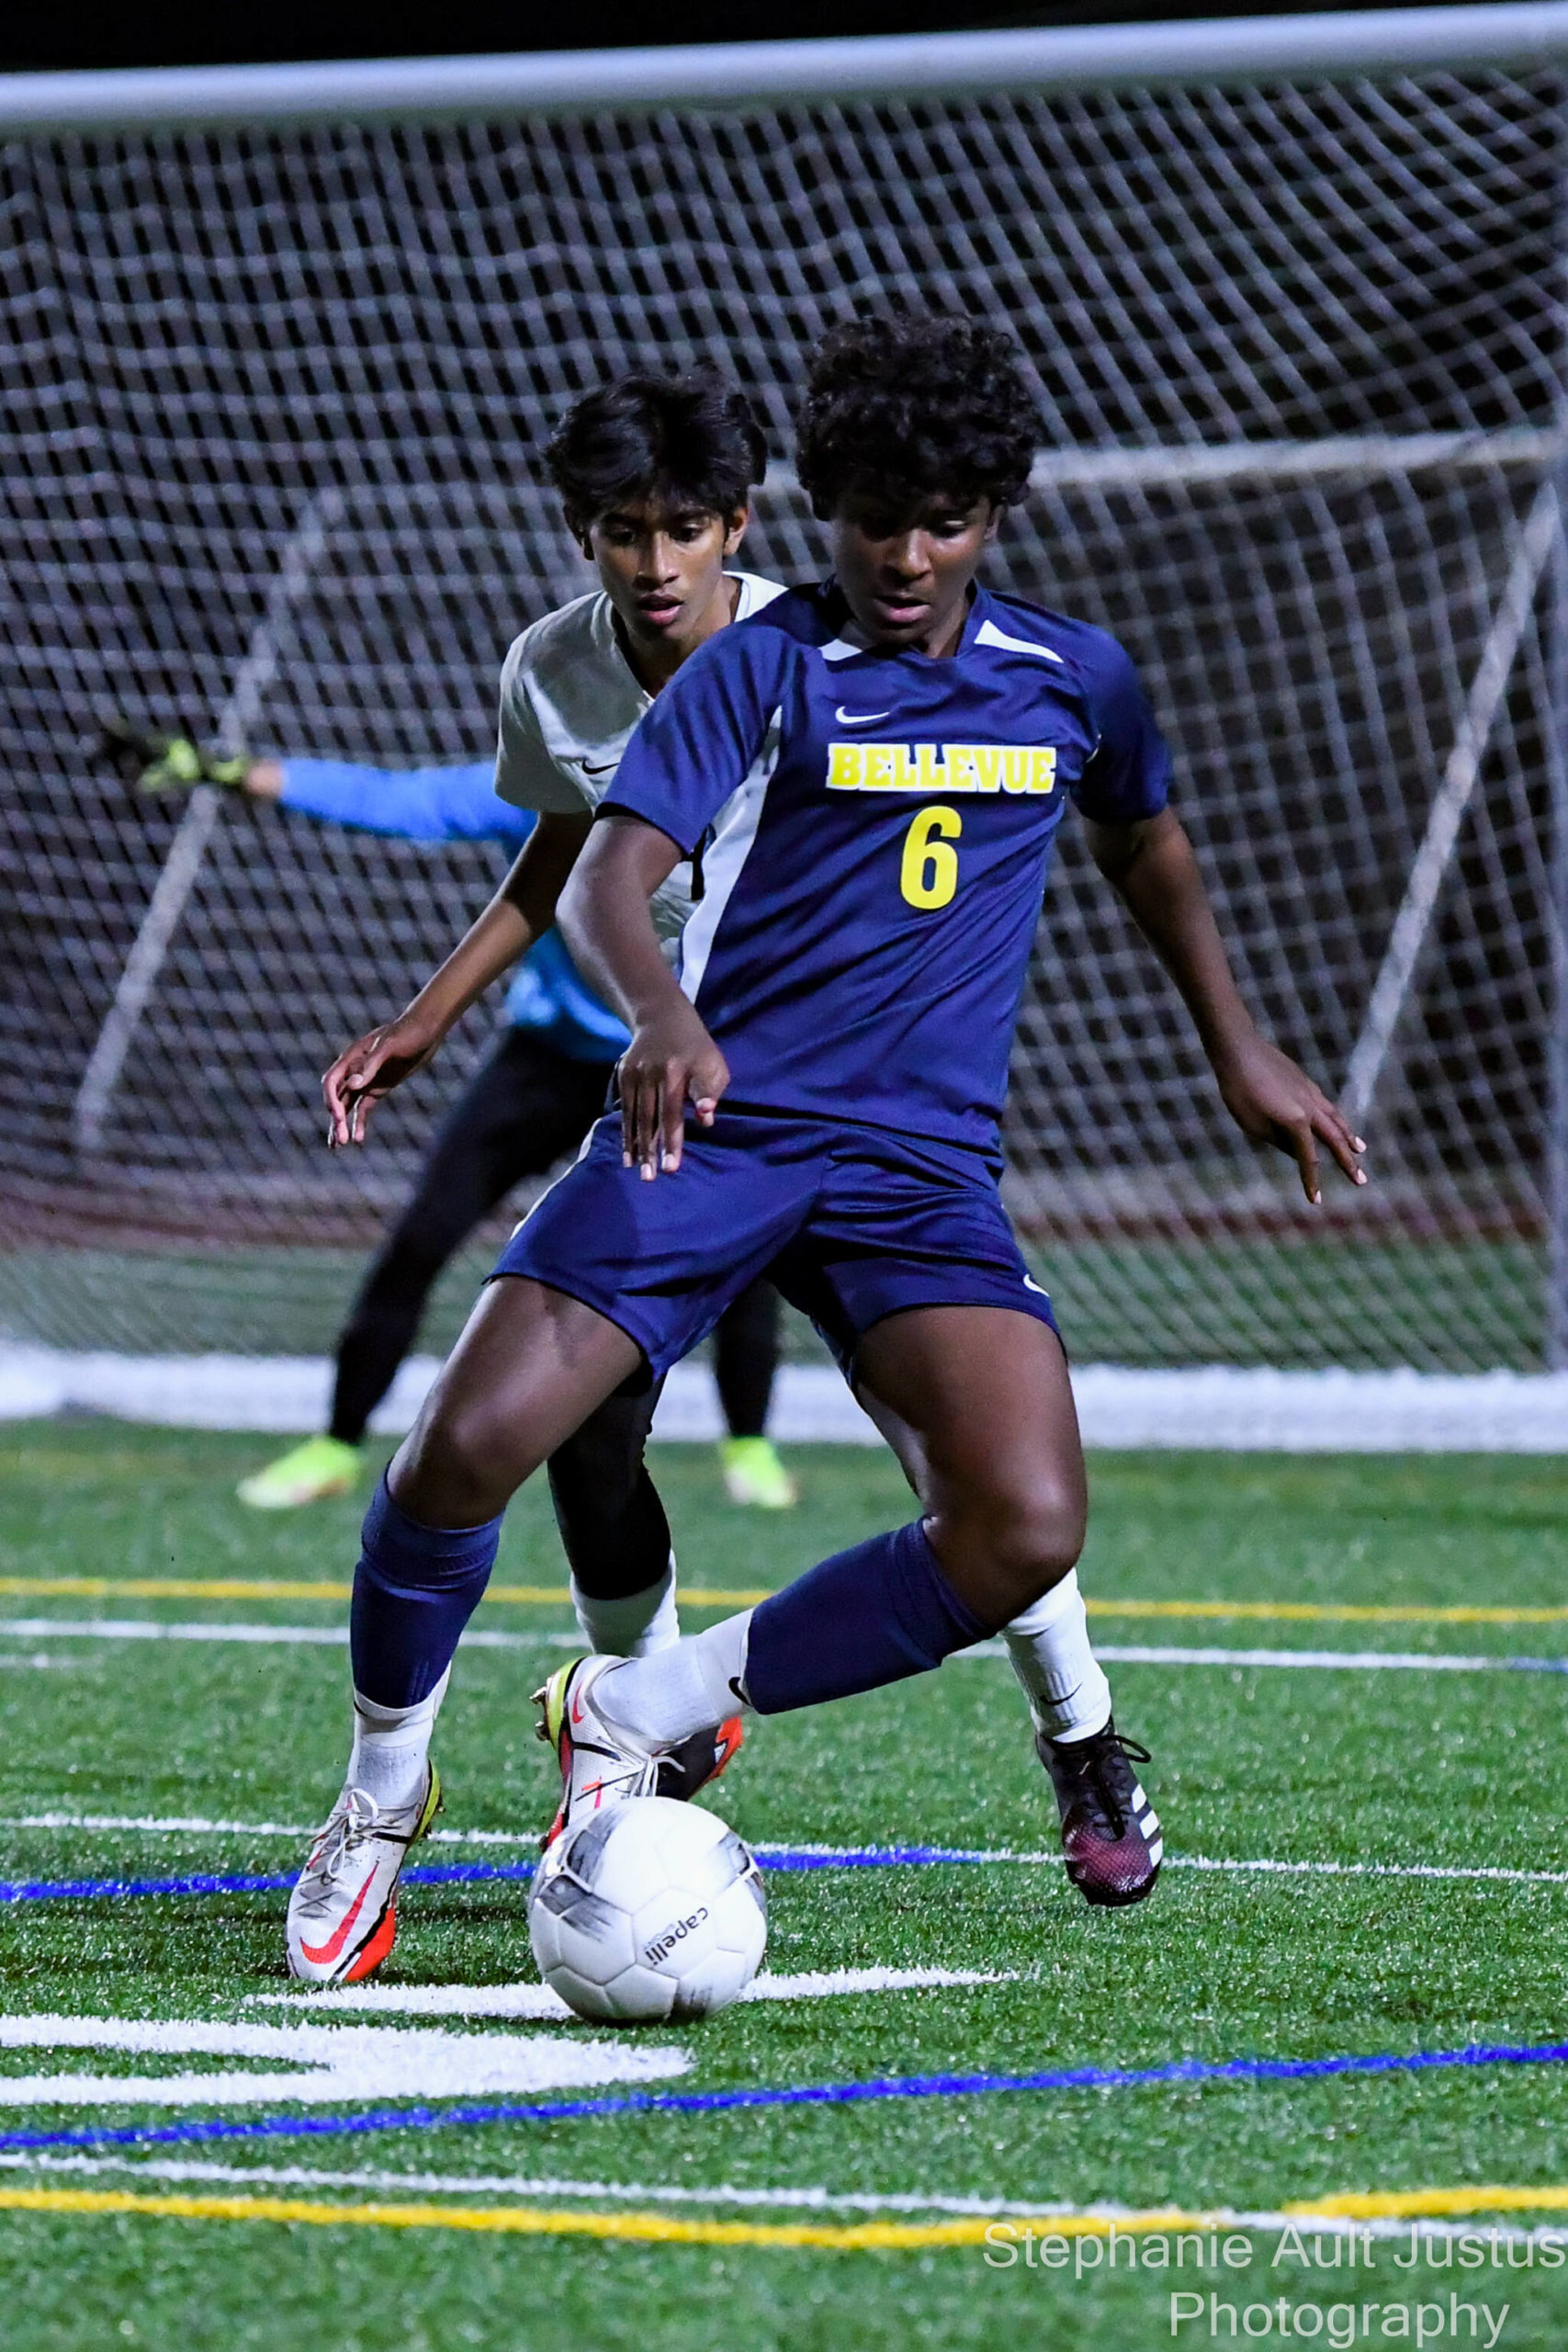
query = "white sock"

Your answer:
(596, 1612), (752, 1749)
(346, 1668), (449, 1813)
(570, 1555), (680, 1657)
(1004, 1570), (1111, 1744)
